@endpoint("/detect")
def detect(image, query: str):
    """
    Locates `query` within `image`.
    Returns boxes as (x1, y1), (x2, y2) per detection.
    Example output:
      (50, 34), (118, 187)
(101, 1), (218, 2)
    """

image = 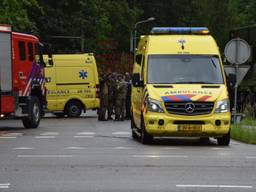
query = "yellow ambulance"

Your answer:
(45, 54), (100, 117)
(131, 27), (231, 145)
